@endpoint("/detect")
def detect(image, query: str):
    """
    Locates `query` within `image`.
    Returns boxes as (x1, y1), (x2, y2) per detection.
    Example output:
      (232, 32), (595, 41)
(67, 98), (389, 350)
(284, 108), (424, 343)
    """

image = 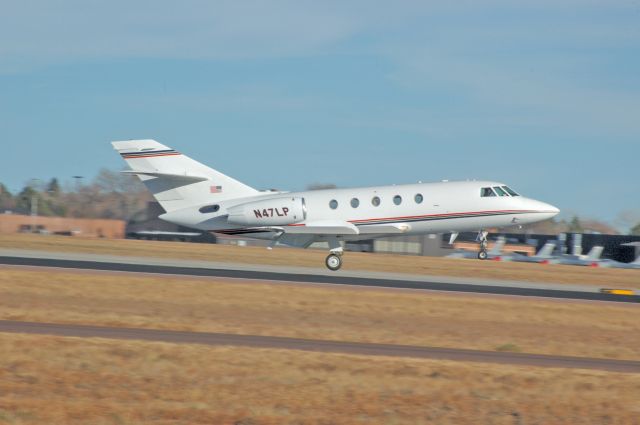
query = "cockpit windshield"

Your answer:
(481, 187), (496, 197)
(501, 186), (520, 196)
(493, 186), (508, 197)
(481, 185), (520, 197)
